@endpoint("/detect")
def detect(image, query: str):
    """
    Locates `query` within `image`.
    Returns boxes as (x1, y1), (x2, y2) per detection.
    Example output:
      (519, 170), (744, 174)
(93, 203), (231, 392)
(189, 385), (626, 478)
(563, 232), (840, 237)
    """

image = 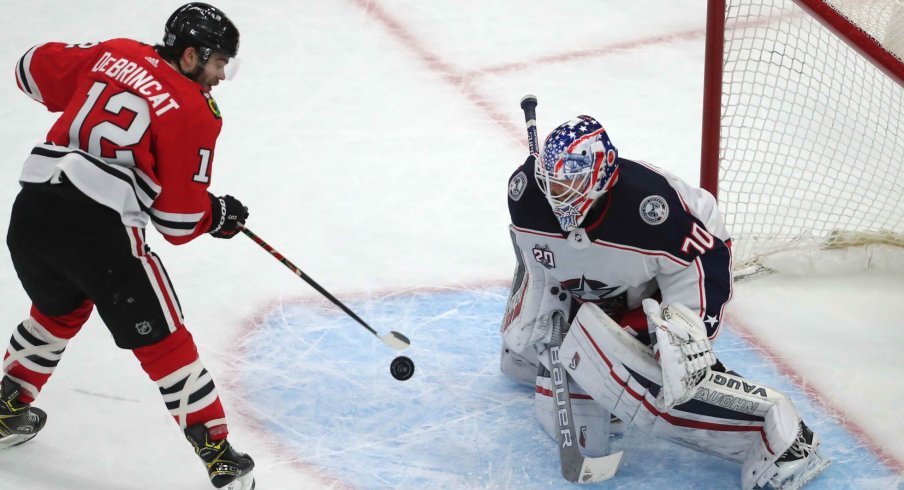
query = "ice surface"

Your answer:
(238, 287), (900, 489)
